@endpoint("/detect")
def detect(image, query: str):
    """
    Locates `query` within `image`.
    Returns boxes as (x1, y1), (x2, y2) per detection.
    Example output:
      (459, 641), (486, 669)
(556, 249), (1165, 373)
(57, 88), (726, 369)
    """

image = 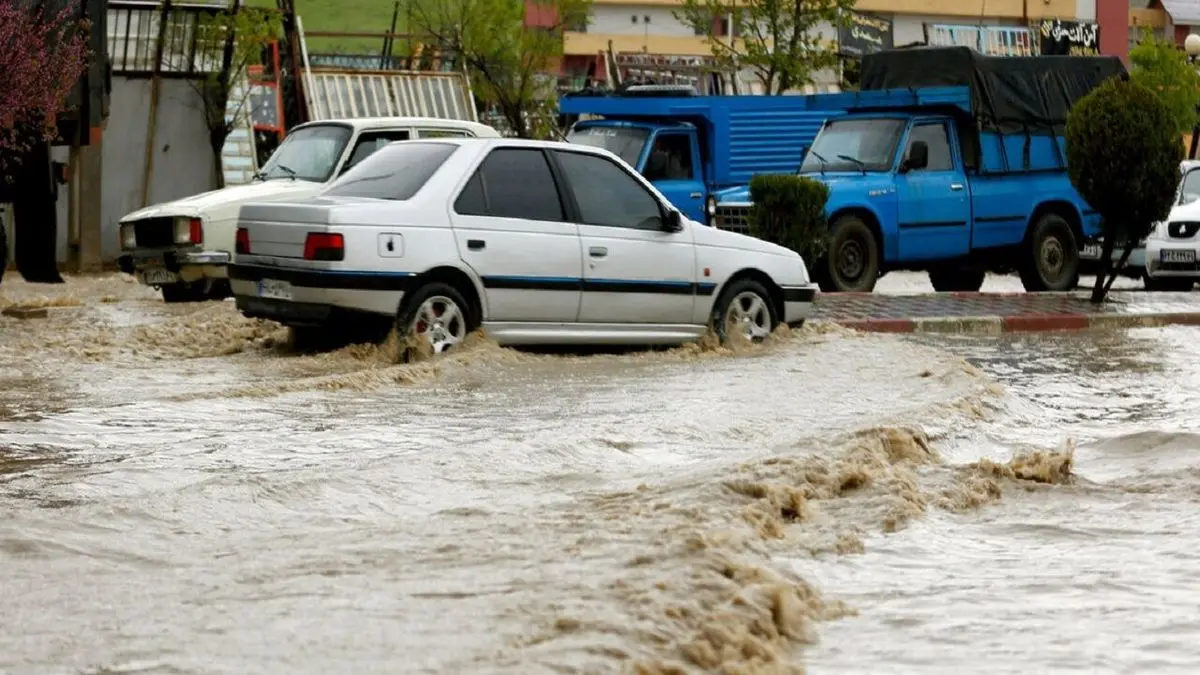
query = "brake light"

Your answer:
(189, 217), (203, 244)
(235, 227), (250, 254)
(303, 232), (344, 261)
